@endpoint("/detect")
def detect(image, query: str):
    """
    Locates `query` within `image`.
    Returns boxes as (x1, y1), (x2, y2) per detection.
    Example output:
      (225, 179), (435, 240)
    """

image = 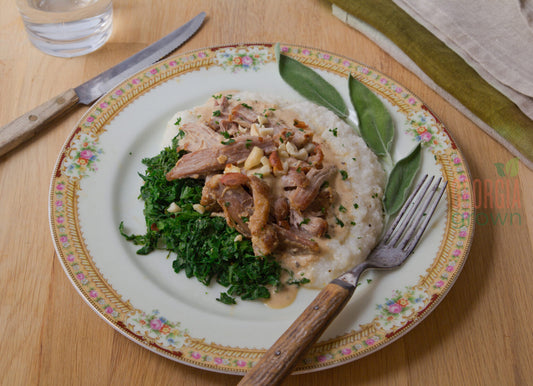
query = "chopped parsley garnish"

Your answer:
(213, 110), (221, 117)
(262, 107), (276, 116)
(340, 170), (348, 180)
(118, 136), (306, 304)
(221, 138), (236, 145)
(241, 103), (252, 109)
(245, 139), (252, 149)
(339, 205), (347, 213)
(329, 127), (338, 137)
(285, 271), (310, 286)
(299, 218), (310, 226)
(335, 216), (345, 227)
(174, 117), (182, 126)
(353, 203), (359, 209)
